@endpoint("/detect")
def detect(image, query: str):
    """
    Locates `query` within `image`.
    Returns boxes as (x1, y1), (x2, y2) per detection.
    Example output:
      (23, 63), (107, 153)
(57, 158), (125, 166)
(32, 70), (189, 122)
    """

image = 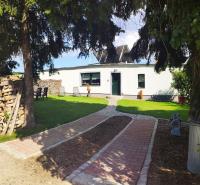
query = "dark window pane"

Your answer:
(81, 73), (91, 85)
(138, 74), (145, 88)
(91, 73), (100, 85)
(81, 73), (100, 86)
